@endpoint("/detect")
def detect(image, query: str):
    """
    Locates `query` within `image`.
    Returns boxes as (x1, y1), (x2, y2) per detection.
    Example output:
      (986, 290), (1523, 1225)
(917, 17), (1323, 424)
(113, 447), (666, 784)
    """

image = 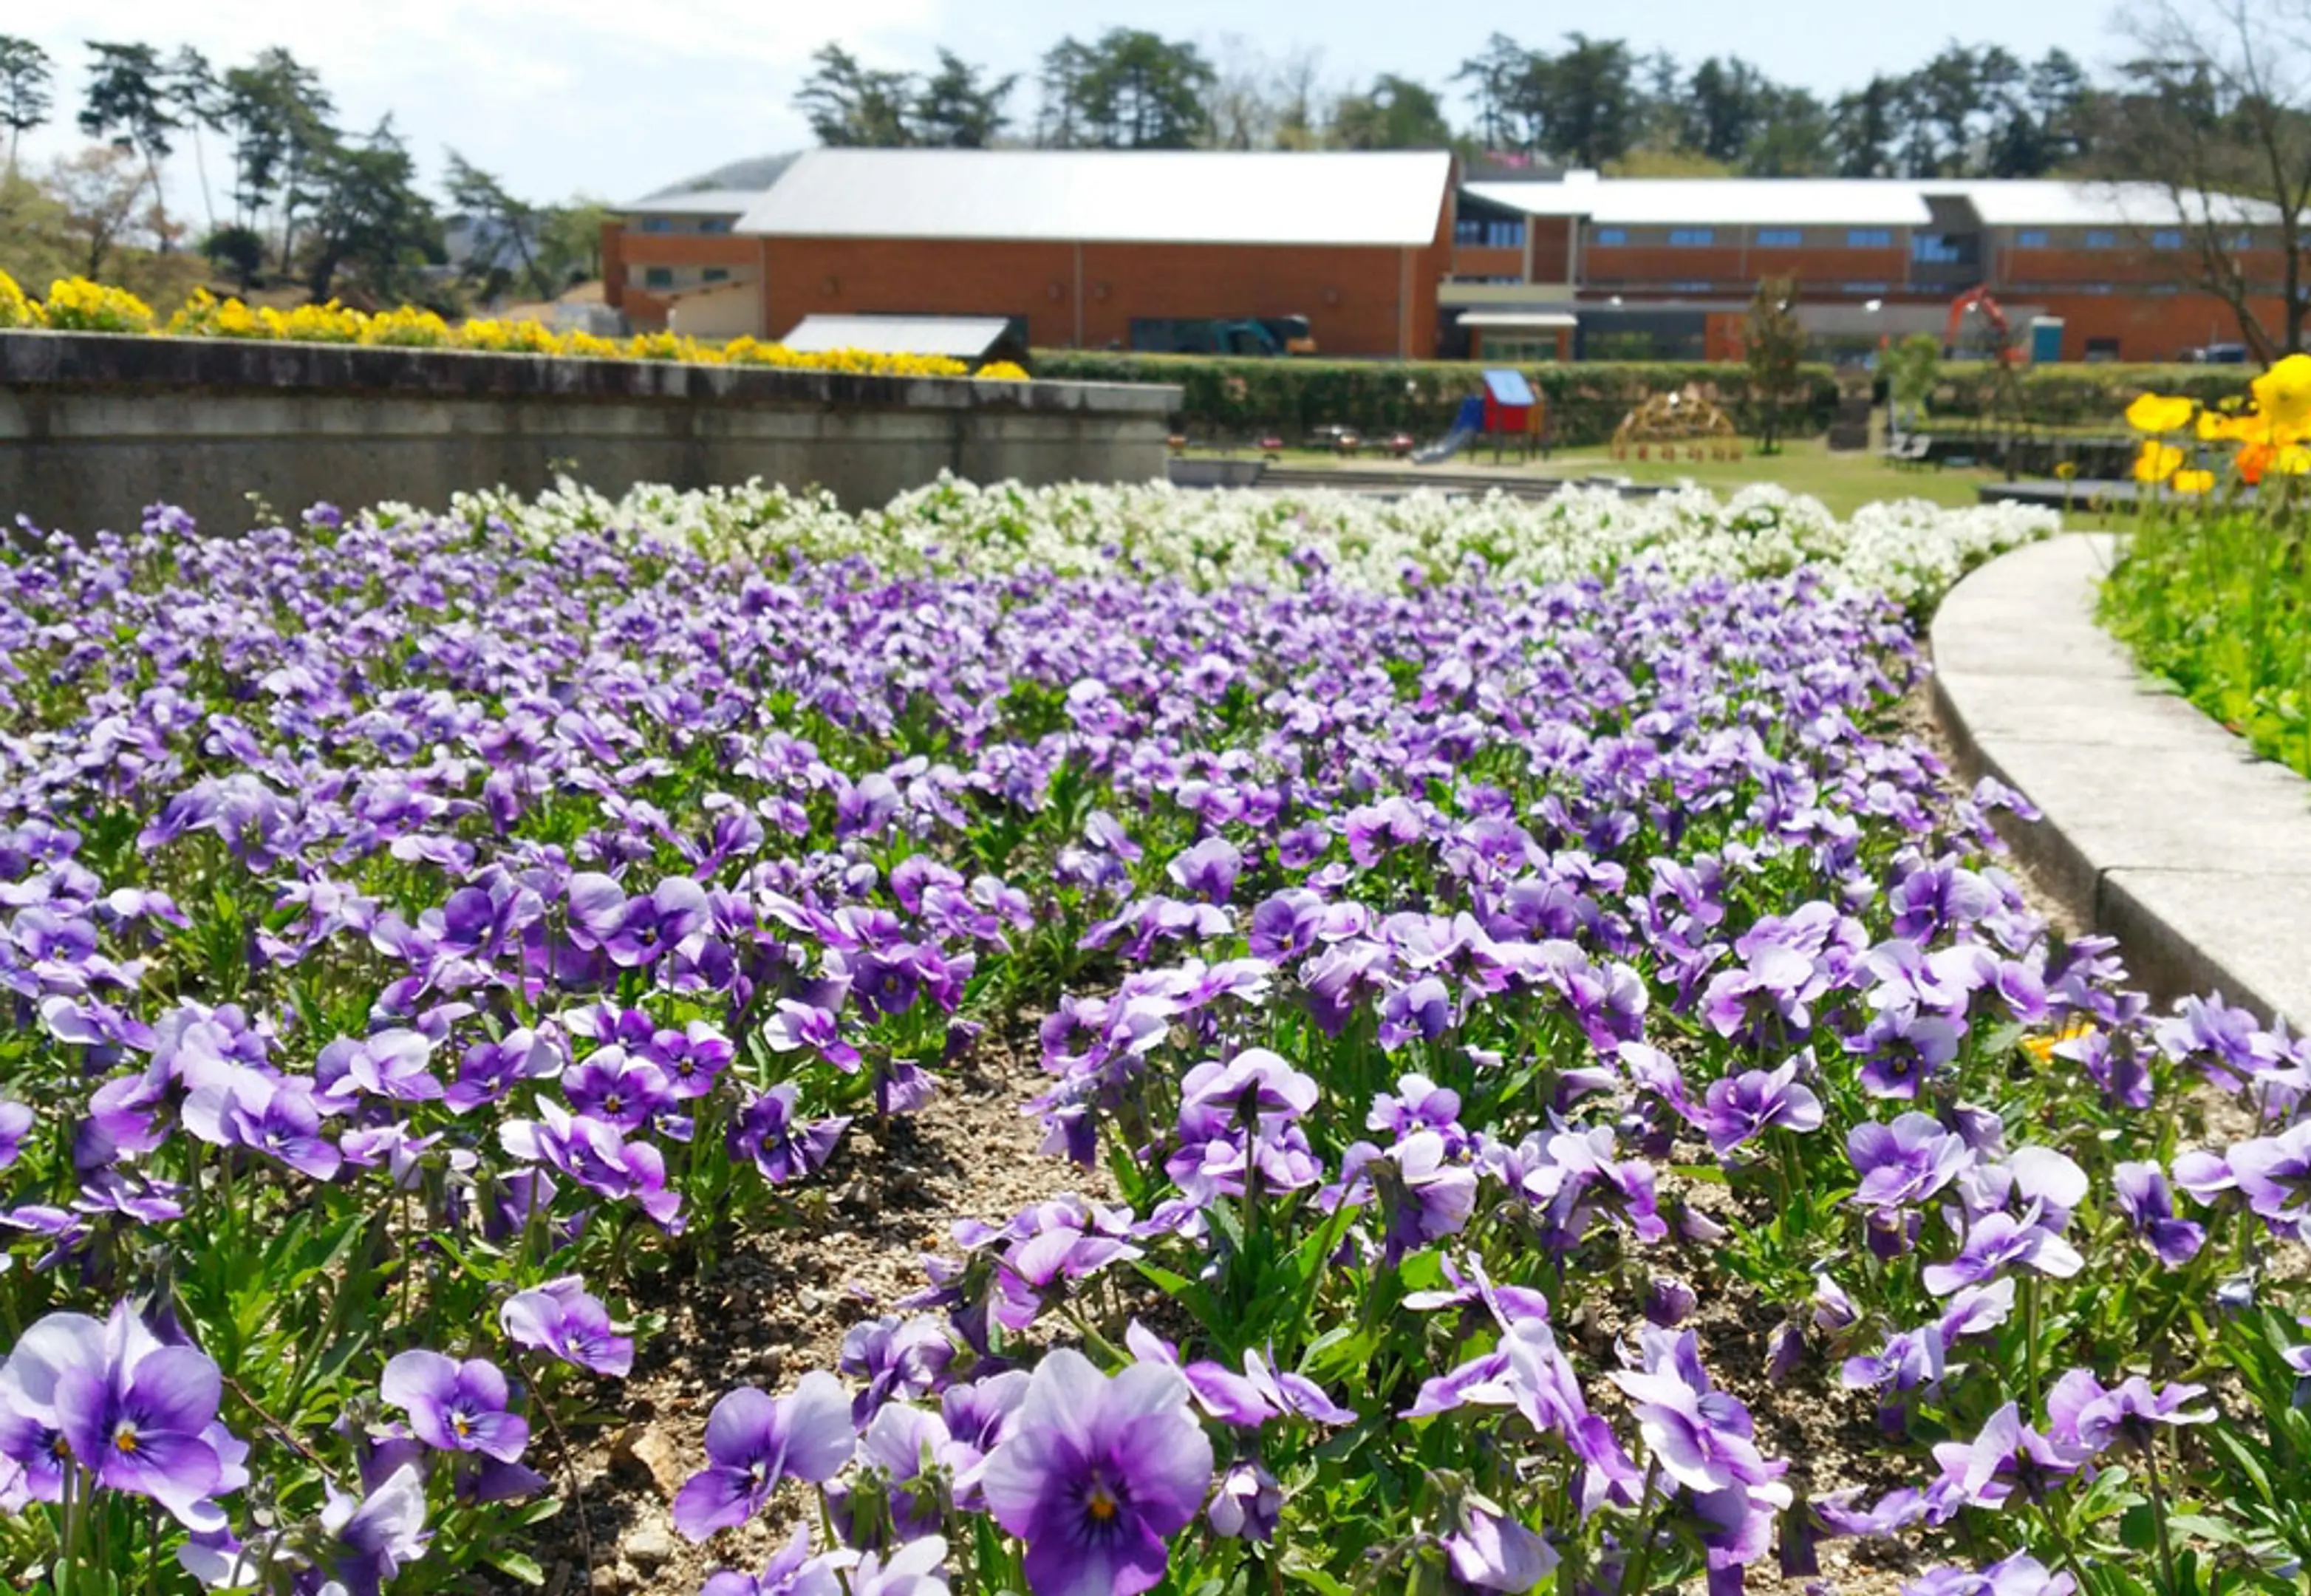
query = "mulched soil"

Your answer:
(550, 1026), (1115, 1595)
